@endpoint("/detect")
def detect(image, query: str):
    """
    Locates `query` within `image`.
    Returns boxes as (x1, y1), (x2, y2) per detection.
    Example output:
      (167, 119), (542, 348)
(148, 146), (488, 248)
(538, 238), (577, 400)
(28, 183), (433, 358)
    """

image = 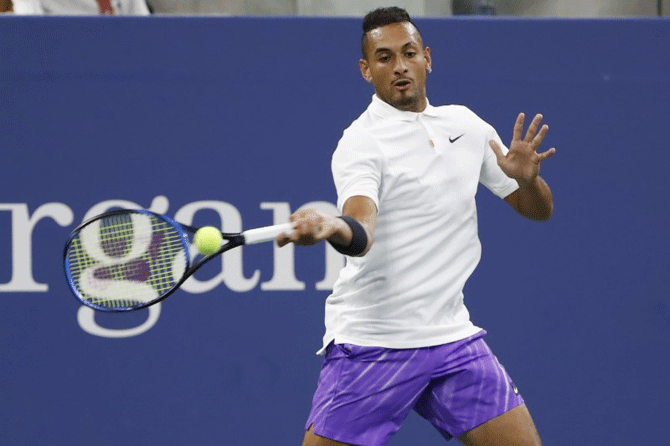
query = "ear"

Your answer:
(359, 58), (373, 84)
(424, 47), (432, 73)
